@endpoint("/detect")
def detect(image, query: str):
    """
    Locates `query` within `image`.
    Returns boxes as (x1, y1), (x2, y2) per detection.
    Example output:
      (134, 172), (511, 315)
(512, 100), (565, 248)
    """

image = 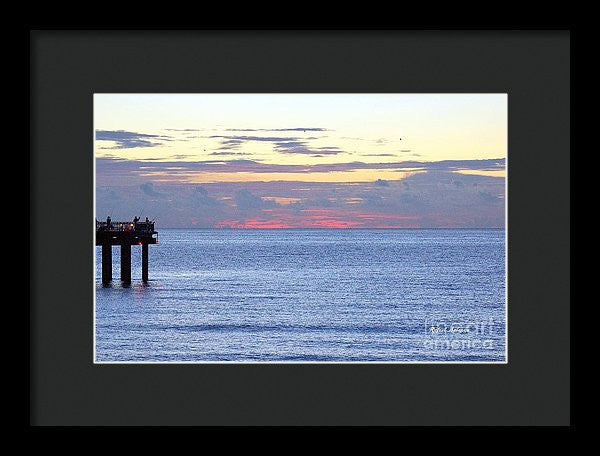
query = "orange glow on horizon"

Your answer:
(137, 169), (422, 184)
(213, 210), (420, 229)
